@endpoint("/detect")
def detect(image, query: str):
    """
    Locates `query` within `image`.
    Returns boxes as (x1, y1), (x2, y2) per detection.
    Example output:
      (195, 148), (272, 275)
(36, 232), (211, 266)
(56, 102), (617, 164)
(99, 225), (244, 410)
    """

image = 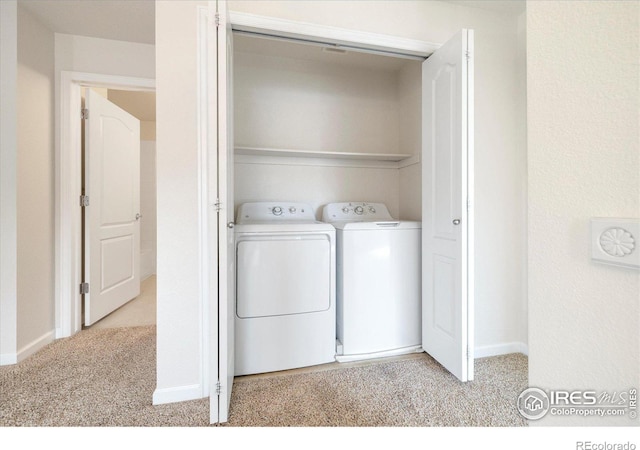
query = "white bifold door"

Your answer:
(210, 0), (235, 424)
(84, 89), (141, 326)
(421, 29), (475, 382)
